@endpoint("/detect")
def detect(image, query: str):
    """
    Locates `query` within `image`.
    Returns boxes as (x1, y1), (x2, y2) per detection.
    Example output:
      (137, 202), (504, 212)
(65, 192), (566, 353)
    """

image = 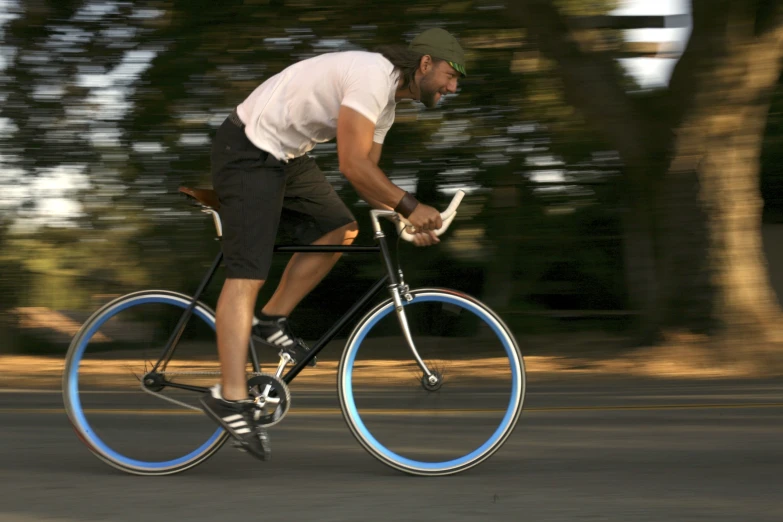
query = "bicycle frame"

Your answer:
(148, 227), (410, 395)
(145, 186), (467, 396)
